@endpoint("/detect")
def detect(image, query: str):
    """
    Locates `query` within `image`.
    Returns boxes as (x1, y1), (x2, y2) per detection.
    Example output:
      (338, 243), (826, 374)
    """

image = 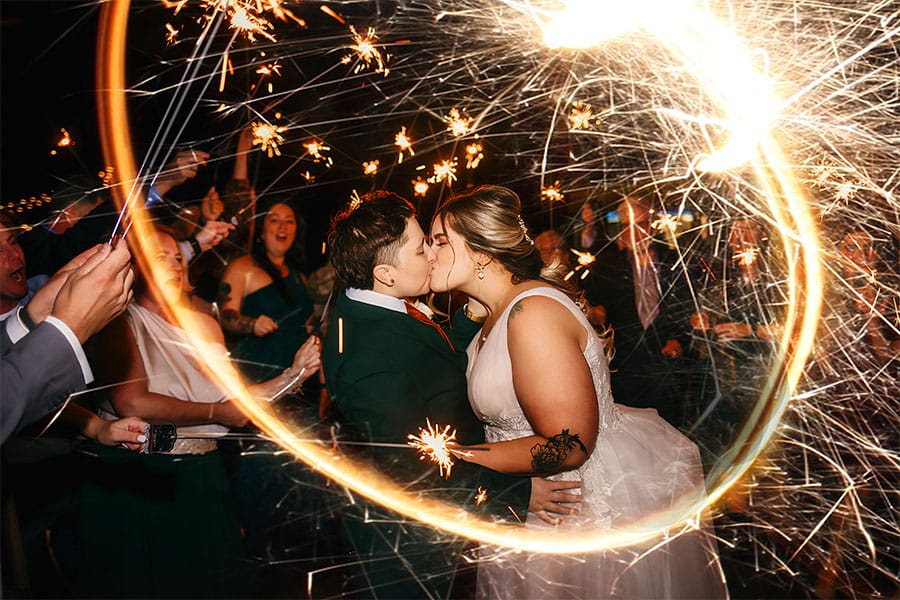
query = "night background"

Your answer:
(1, 1), (898, 598)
